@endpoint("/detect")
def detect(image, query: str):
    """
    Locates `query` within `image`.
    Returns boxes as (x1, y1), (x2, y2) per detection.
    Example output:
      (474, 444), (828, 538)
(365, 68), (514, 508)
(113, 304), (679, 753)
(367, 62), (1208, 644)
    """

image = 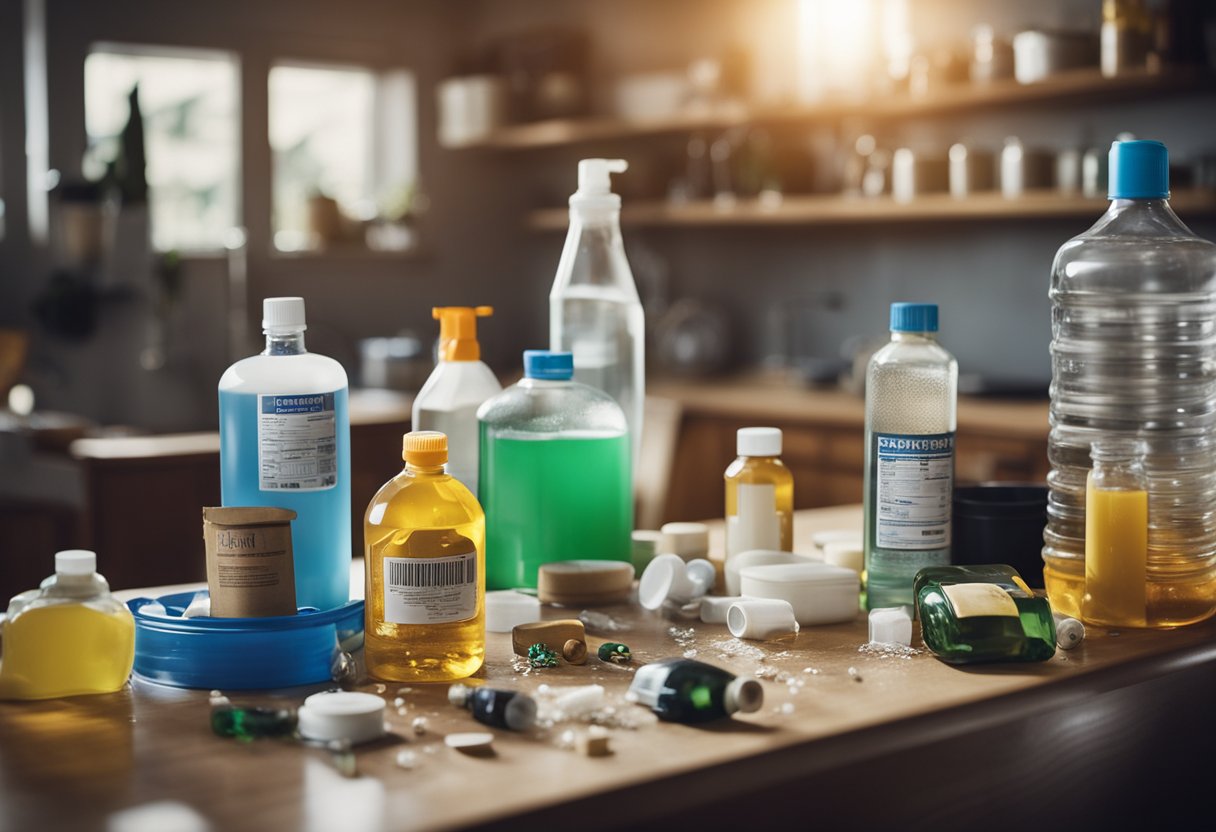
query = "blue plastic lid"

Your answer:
(524, 350), (574, 380)
(890, 303), (939, 333)
(1109, 140), (1169, 200)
